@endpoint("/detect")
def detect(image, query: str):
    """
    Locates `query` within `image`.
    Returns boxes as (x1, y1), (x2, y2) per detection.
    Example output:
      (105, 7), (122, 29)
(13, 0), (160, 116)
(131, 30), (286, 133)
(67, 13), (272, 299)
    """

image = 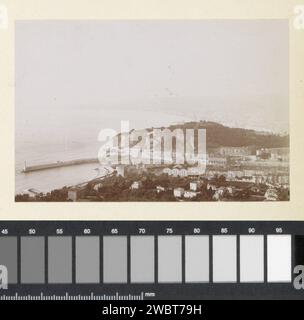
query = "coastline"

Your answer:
(15, 162), (109, 195)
